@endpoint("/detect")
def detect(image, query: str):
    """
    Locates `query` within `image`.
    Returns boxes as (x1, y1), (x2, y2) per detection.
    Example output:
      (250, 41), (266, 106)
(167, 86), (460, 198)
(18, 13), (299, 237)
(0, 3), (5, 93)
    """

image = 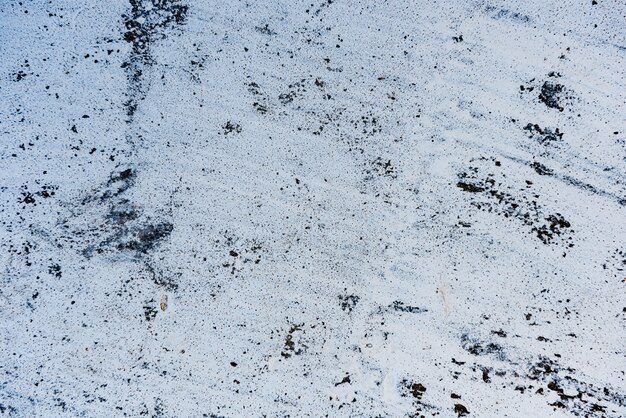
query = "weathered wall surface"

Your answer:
(1, 0), (625, 416)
